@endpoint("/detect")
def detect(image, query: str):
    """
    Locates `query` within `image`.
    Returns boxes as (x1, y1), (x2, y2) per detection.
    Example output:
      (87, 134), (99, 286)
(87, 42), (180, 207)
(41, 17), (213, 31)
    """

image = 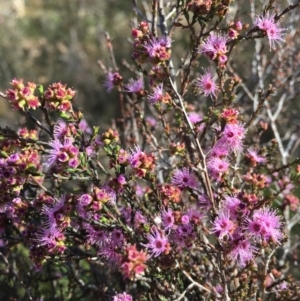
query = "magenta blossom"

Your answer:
(144, 36), (171, 61)
(246, 208), (282, 243)
(36, 226), (66, 254)
(53, 119), (69, 140)
(42, 195), (69, 230)
(209, 143), (230, 158)
(145, 116), (157, 127)
(171, 167), (199, 189)
(220, 123), (246, 153)
(78, 119), (92, 134)
(124, 78), (144, 94)
(161, 207), (175, 230)
(207, 156), (229, 181)
(103, 72), (122, 93)
(211, 211), (236, 240)
(246, 149), (266, 164)
(199, 33), (228, 63)
(98, 245), (123, 269)
(222, 196), (244, 219)
(112, 292), (133, 301)
(230, 238), (257, 267)
(188, 112), (202, 124)
(134, 210), (147, 228)
(142, 227), (168, 257)
(148, 84), (164, 104)
(255, 12), (285, 50)
(44, 138), (79, 170)
(188, 112), (204, 131)
(195, 69), (218, 98)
